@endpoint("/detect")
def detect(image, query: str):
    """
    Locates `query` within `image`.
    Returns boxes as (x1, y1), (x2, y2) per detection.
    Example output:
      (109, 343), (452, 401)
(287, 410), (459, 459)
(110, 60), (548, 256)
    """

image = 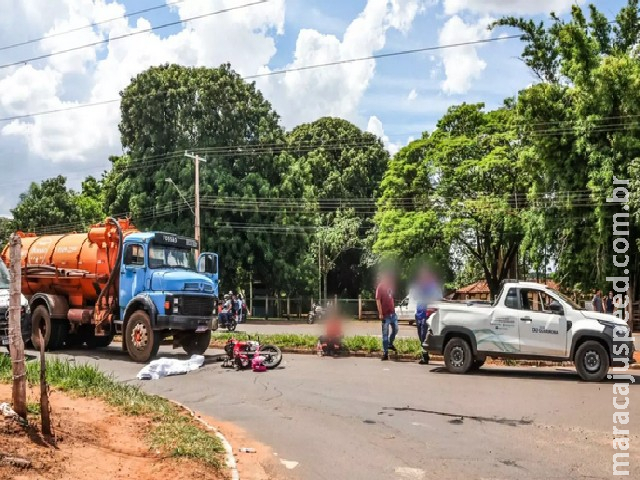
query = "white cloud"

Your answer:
(257, 0), (423, 127)
(0, 0), (425, 214)
(438, 14), (493, 95)
(367, 115), (402, 156)
(407, 88), (418, 101)
(442, 0), (583, 15)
